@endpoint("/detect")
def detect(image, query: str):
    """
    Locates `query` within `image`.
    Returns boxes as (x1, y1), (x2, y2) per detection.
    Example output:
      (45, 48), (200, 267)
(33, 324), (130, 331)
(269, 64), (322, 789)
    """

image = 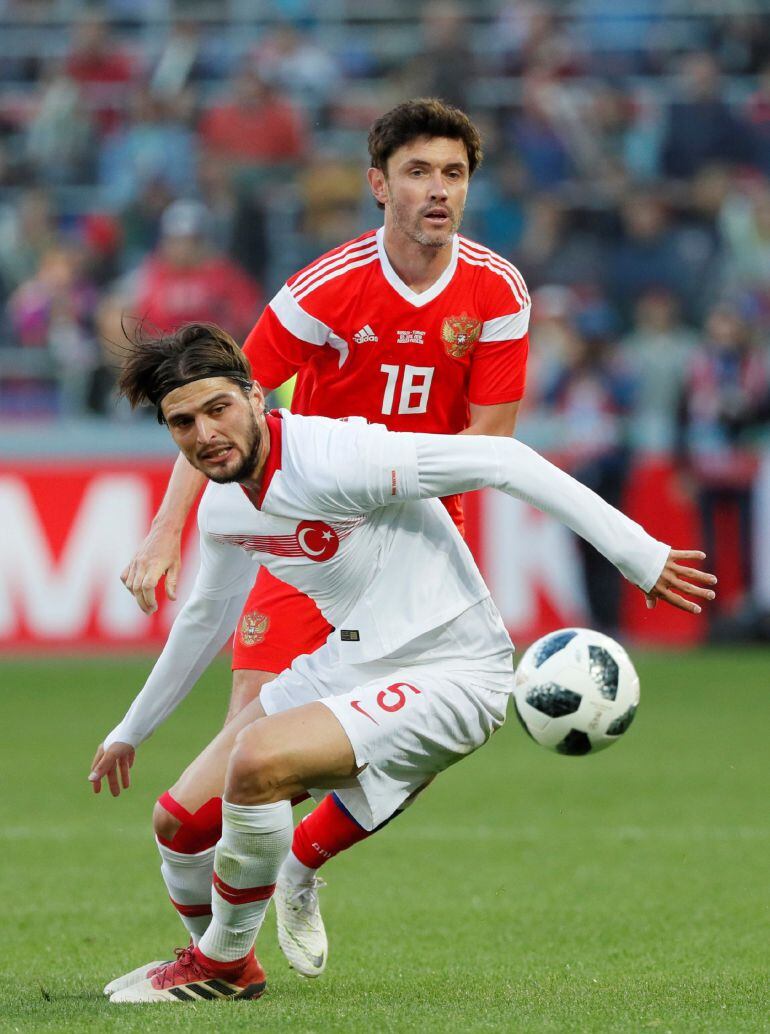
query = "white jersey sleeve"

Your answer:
(103, 527), (257, 750)
(409, 433), (669, 592)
